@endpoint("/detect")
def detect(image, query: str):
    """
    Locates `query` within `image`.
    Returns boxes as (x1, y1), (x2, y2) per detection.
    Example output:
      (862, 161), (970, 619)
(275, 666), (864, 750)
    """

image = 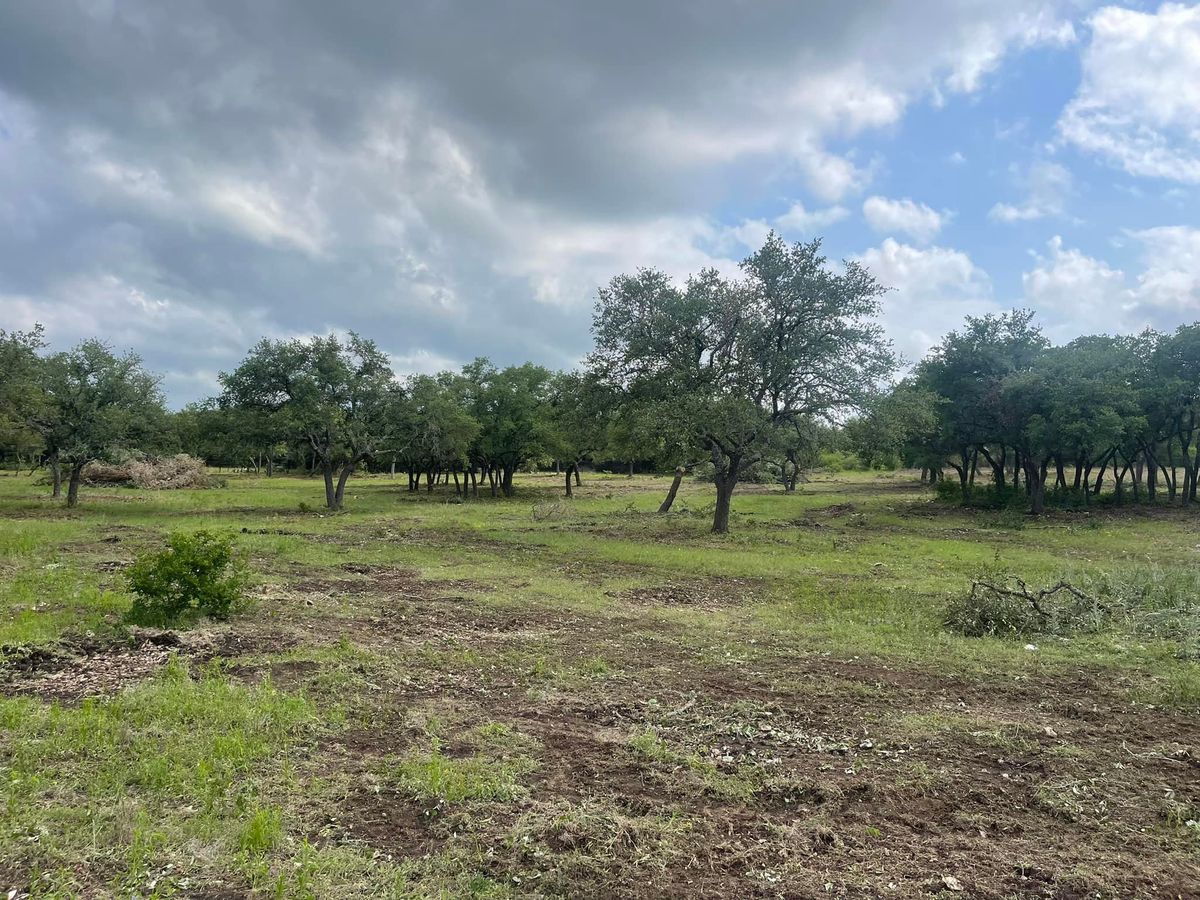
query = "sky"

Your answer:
(1, 0), (1199, 406)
